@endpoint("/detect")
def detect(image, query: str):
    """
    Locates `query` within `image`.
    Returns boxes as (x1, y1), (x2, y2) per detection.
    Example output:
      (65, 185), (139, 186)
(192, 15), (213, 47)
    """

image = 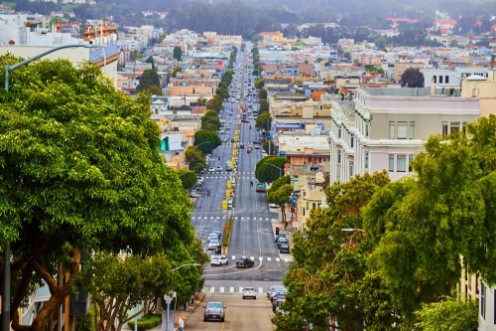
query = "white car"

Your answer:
(208, 239), (220, 250)
(208, 167), (215, 172)
(242, 287), (257, 299)
(211, 255), (229, 266)
(216, 166), (223, 172)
